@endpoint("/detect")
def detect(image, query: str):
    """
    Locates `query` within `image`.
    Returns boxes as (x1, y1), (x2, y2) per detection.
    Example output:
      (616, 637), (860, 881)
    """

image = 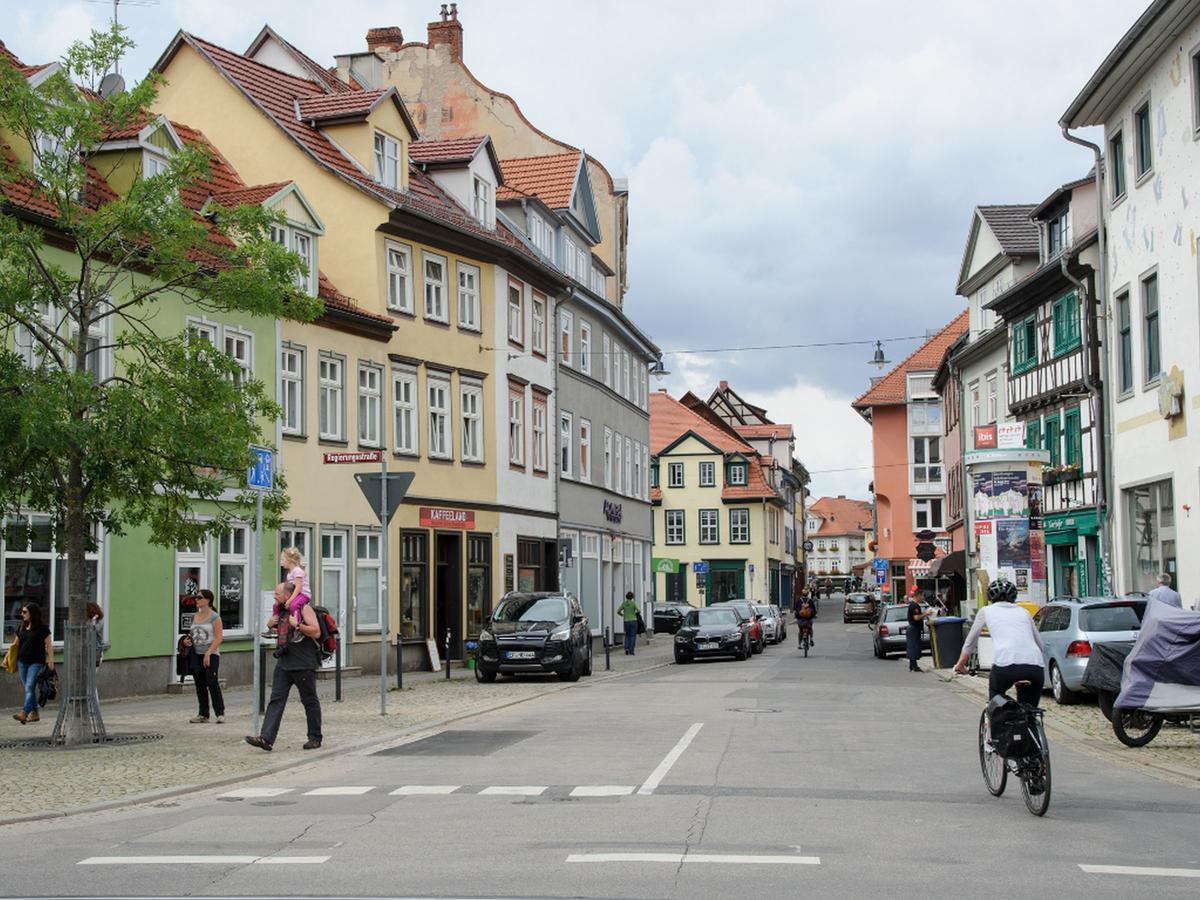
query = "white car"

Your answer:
(753, 604), (783, 644)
